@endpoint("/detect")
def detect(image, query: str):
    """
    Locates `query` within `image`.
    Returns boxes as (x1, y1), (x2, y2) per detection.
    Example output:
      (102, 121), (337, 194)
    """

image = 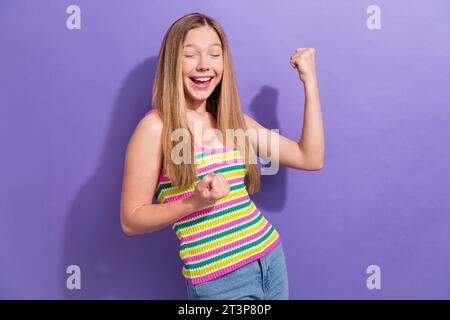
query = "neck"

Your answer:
(185, 99), (207, 114)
